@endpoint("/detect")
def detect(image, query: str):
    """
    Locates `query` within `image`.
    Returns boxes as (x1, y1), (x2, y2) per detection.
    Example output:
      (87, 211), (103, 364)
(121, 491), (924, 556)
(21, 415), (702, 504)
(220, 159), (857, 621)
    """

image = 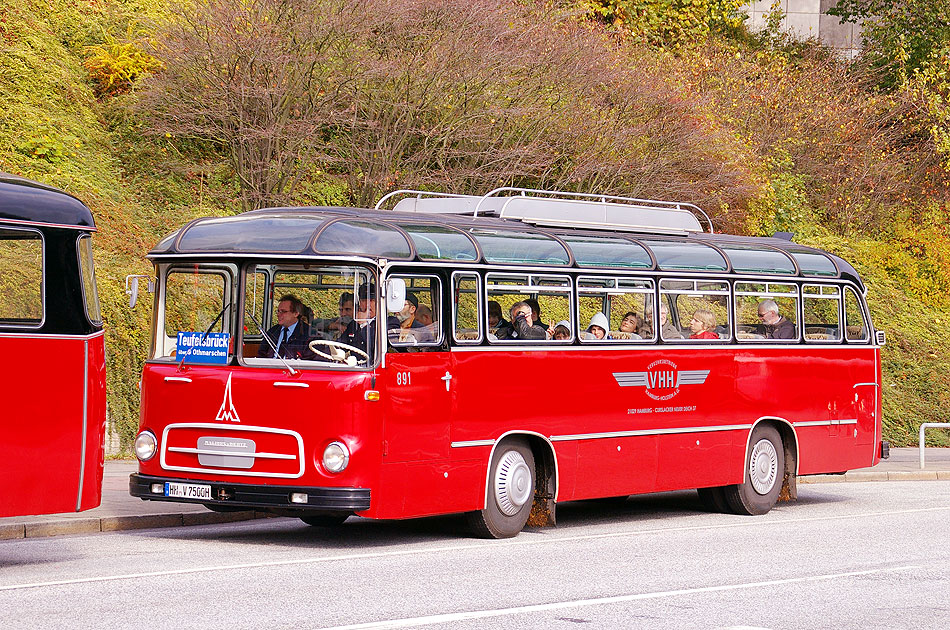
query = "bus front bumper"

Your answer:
(129, 473), (371, 512)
